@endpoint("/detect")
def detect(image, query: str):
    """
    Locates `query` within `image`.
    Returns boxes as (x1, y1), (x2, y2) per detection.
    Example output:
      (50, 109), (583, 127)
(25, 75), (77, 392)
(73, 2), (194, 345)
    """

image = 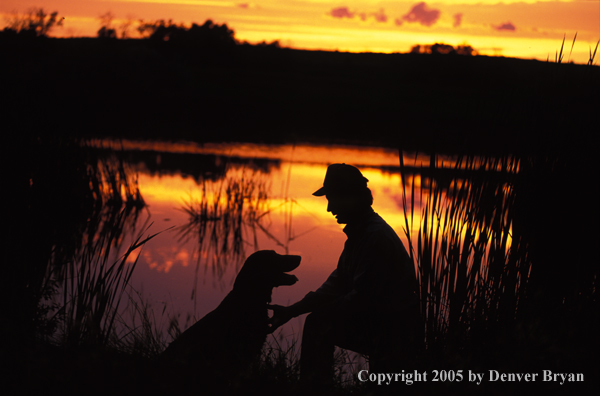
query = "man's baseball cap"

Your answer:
(312, 163), (369, 196)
